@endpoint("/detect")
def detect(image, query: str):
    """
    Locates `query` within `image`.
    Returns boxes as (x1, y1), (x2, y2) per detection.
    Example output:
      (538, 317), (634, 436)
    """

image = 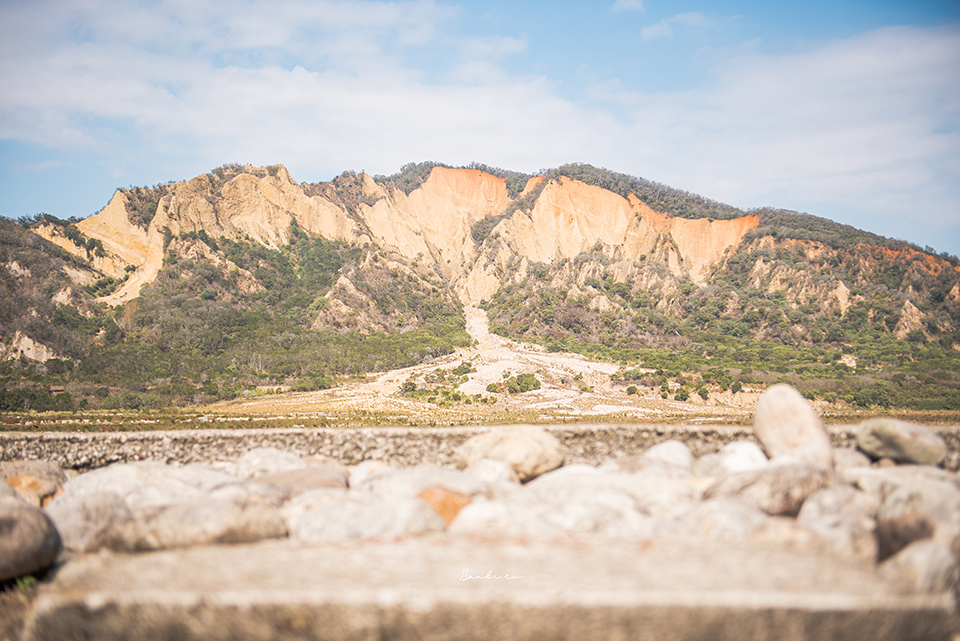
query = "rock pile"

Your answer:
(1, 386), (957, 599)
